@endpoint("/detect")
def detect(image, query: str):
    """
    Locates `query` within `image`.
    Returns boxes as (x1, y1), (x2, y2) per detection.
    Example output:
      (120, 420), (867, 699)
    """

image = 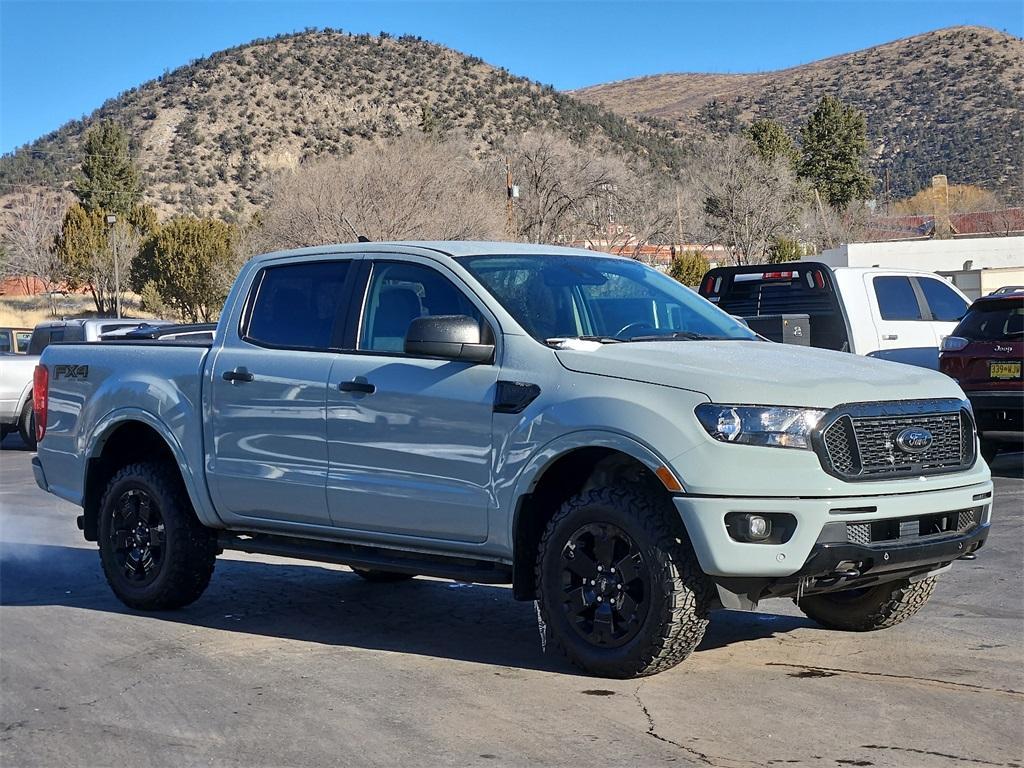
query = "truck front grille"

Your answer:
(815, 399), (975, 481)
(845, 506), (982, 545)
